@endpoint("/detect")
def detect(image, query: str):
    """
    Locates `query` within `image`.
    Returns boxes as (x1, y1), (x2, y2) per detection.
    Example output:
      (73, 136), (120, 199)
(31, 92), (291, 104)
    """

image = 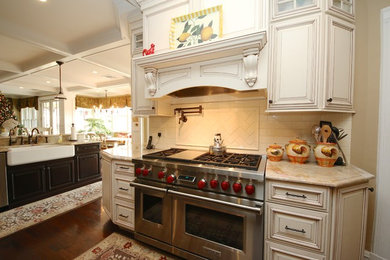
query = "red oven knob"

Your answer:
(166, 174), (176, 184)
(197, 179), (207, 190)
(221, 180), (230, 191)
(135, 167), (142, 176)
(210, 179), (219, 189)
(245, 184), (255, 195)
(142, 168), (150, 176)
(233, 182), (242, 193)
(158, 170), (166, 179)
